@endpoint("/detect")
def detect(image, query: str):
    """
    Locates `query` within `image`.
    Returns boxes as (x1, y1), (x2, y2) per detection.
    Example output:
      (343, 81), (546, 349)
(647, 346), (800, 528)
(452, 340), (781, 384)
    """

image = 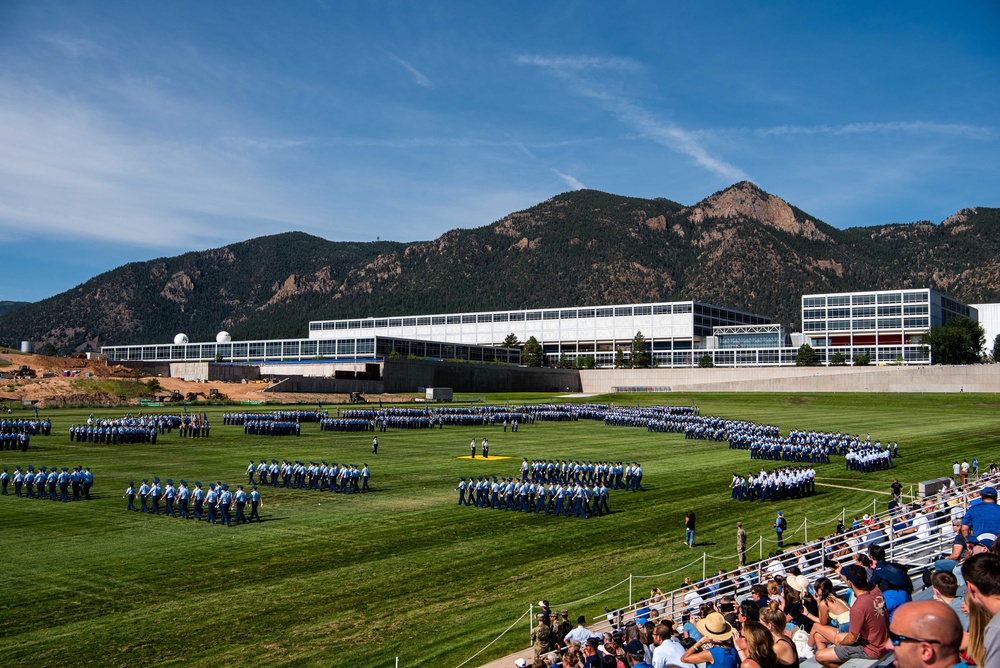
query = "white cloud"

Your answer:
(552, 169), (586, 190)
(518, 53), (749, 182)
(39, 34), (108, 59)
(389, 54), (432, 88)
(0, 80), (324, 248)
(753, 121), (995, 140)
